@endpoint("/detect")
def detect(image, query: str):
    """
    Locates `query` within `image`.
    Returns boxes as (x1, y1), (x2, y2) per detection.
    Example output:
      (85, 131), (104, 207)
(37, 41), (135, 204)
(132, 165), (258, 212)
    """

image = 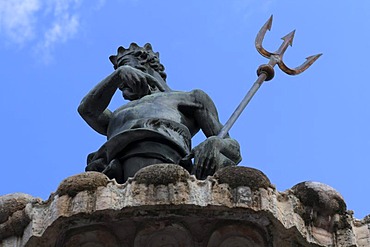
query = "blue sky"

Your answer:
(1, 0), (369, 219)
